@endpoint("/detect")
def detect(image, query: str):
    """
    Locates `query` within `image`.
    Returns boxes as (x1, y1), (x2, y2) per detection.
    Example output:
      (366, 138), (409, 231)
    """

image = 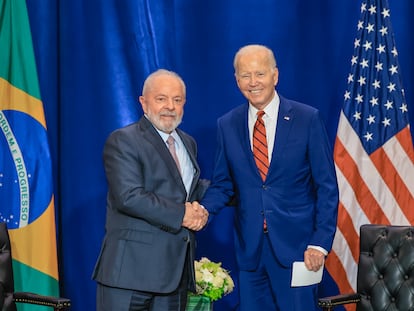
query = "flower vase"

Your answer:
(186, 295), (213, 311)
